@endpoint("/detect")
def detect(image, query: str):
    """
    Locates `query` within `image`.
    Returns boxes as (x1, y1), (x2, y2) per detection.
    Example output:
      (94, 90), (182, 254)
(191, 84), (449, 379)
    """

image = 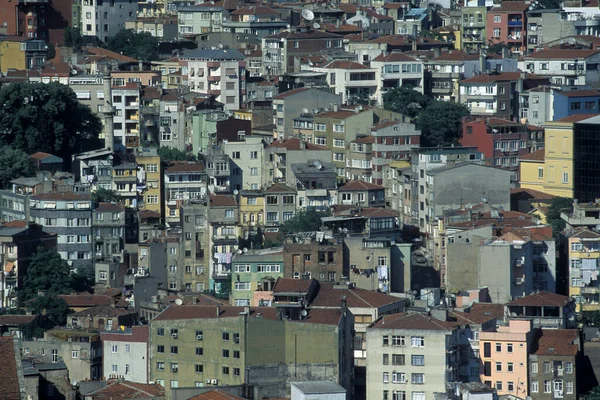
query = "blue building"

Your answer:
(553, 89), (600, 121)
(522, 86), (600, 126)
